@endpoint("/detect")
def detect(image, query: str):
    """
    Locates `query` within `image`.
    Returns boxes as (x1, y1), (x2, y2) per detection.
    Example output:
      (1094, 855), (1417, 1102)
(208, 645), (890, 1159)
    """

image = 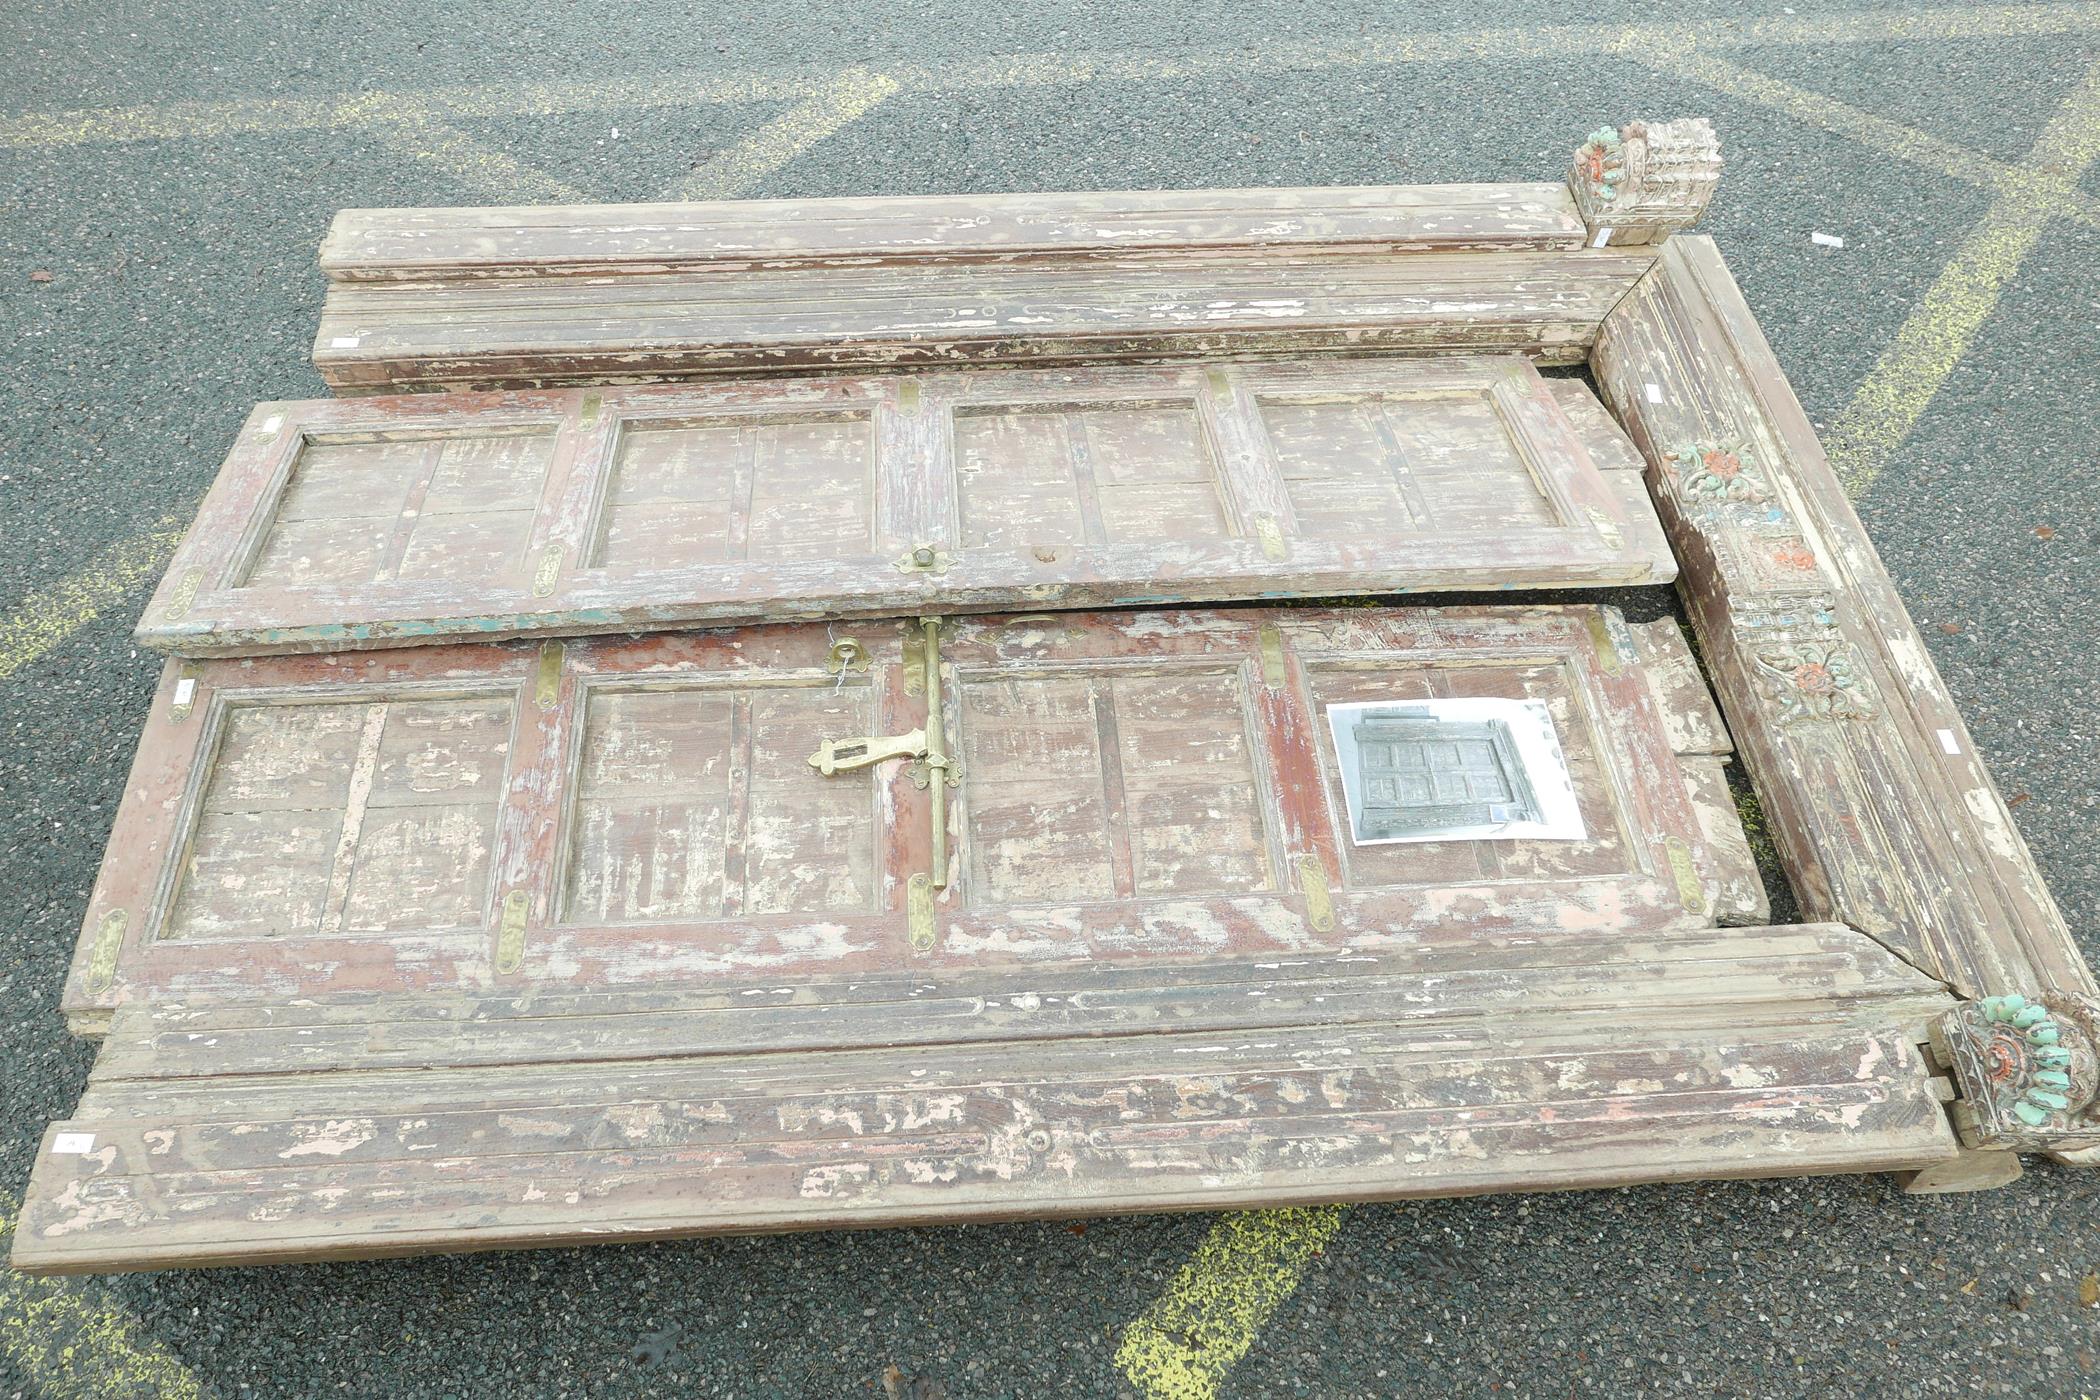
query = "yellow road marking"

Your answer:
(1115, 1206), (1348, 1400)
(6, 5), (2100, 150)
(674, 68), (900, 200)
(1825, 58), (2100, 494)
(366, 113), (588, 204)
(0, 1194), (211, 1399)
(1645, 50), (2100, 236)
(0, 520), (184, 681)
